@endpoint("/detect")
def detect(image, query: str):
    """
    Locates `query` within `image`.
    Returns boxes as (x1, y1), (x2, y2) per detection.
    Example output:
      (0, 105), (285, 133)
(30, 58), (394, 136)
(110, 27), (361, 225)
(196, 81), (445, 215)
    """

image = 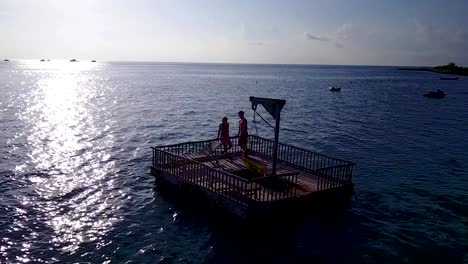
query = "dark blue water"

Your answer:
(1, 61), (467, 263)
